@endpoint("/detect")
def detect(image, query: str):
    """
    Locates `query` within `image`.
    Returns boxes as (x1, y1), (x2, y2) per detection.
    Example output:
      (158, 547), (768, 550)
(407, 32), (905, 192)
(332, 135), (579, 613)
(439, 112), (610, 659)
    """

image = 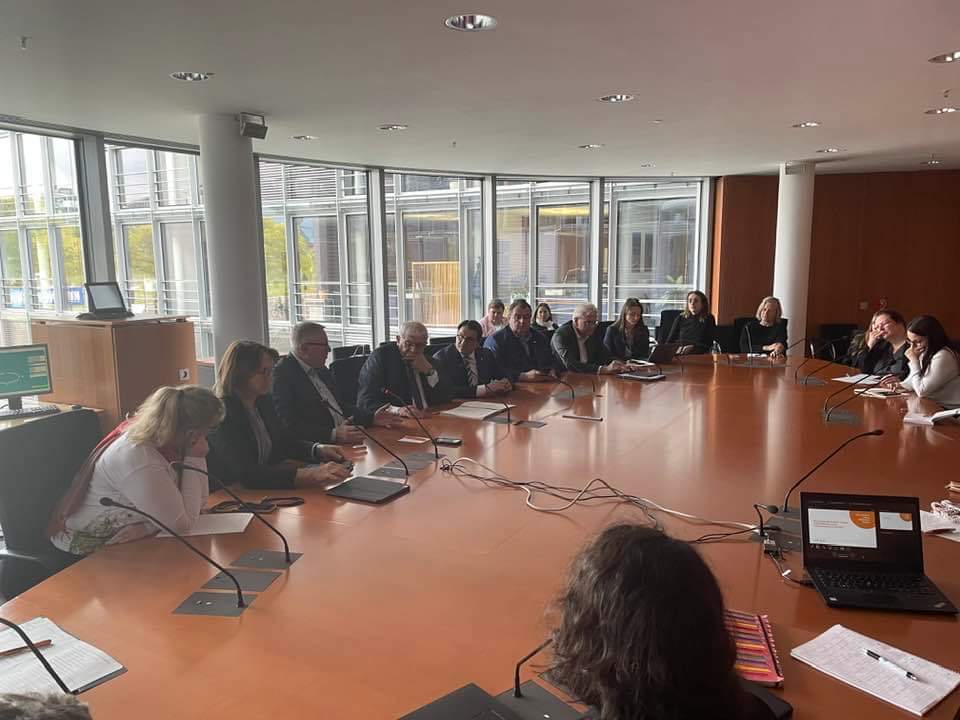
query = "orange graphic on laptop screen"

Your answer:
(900, 513), (912, 523)
(849, 511), (875, 529)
